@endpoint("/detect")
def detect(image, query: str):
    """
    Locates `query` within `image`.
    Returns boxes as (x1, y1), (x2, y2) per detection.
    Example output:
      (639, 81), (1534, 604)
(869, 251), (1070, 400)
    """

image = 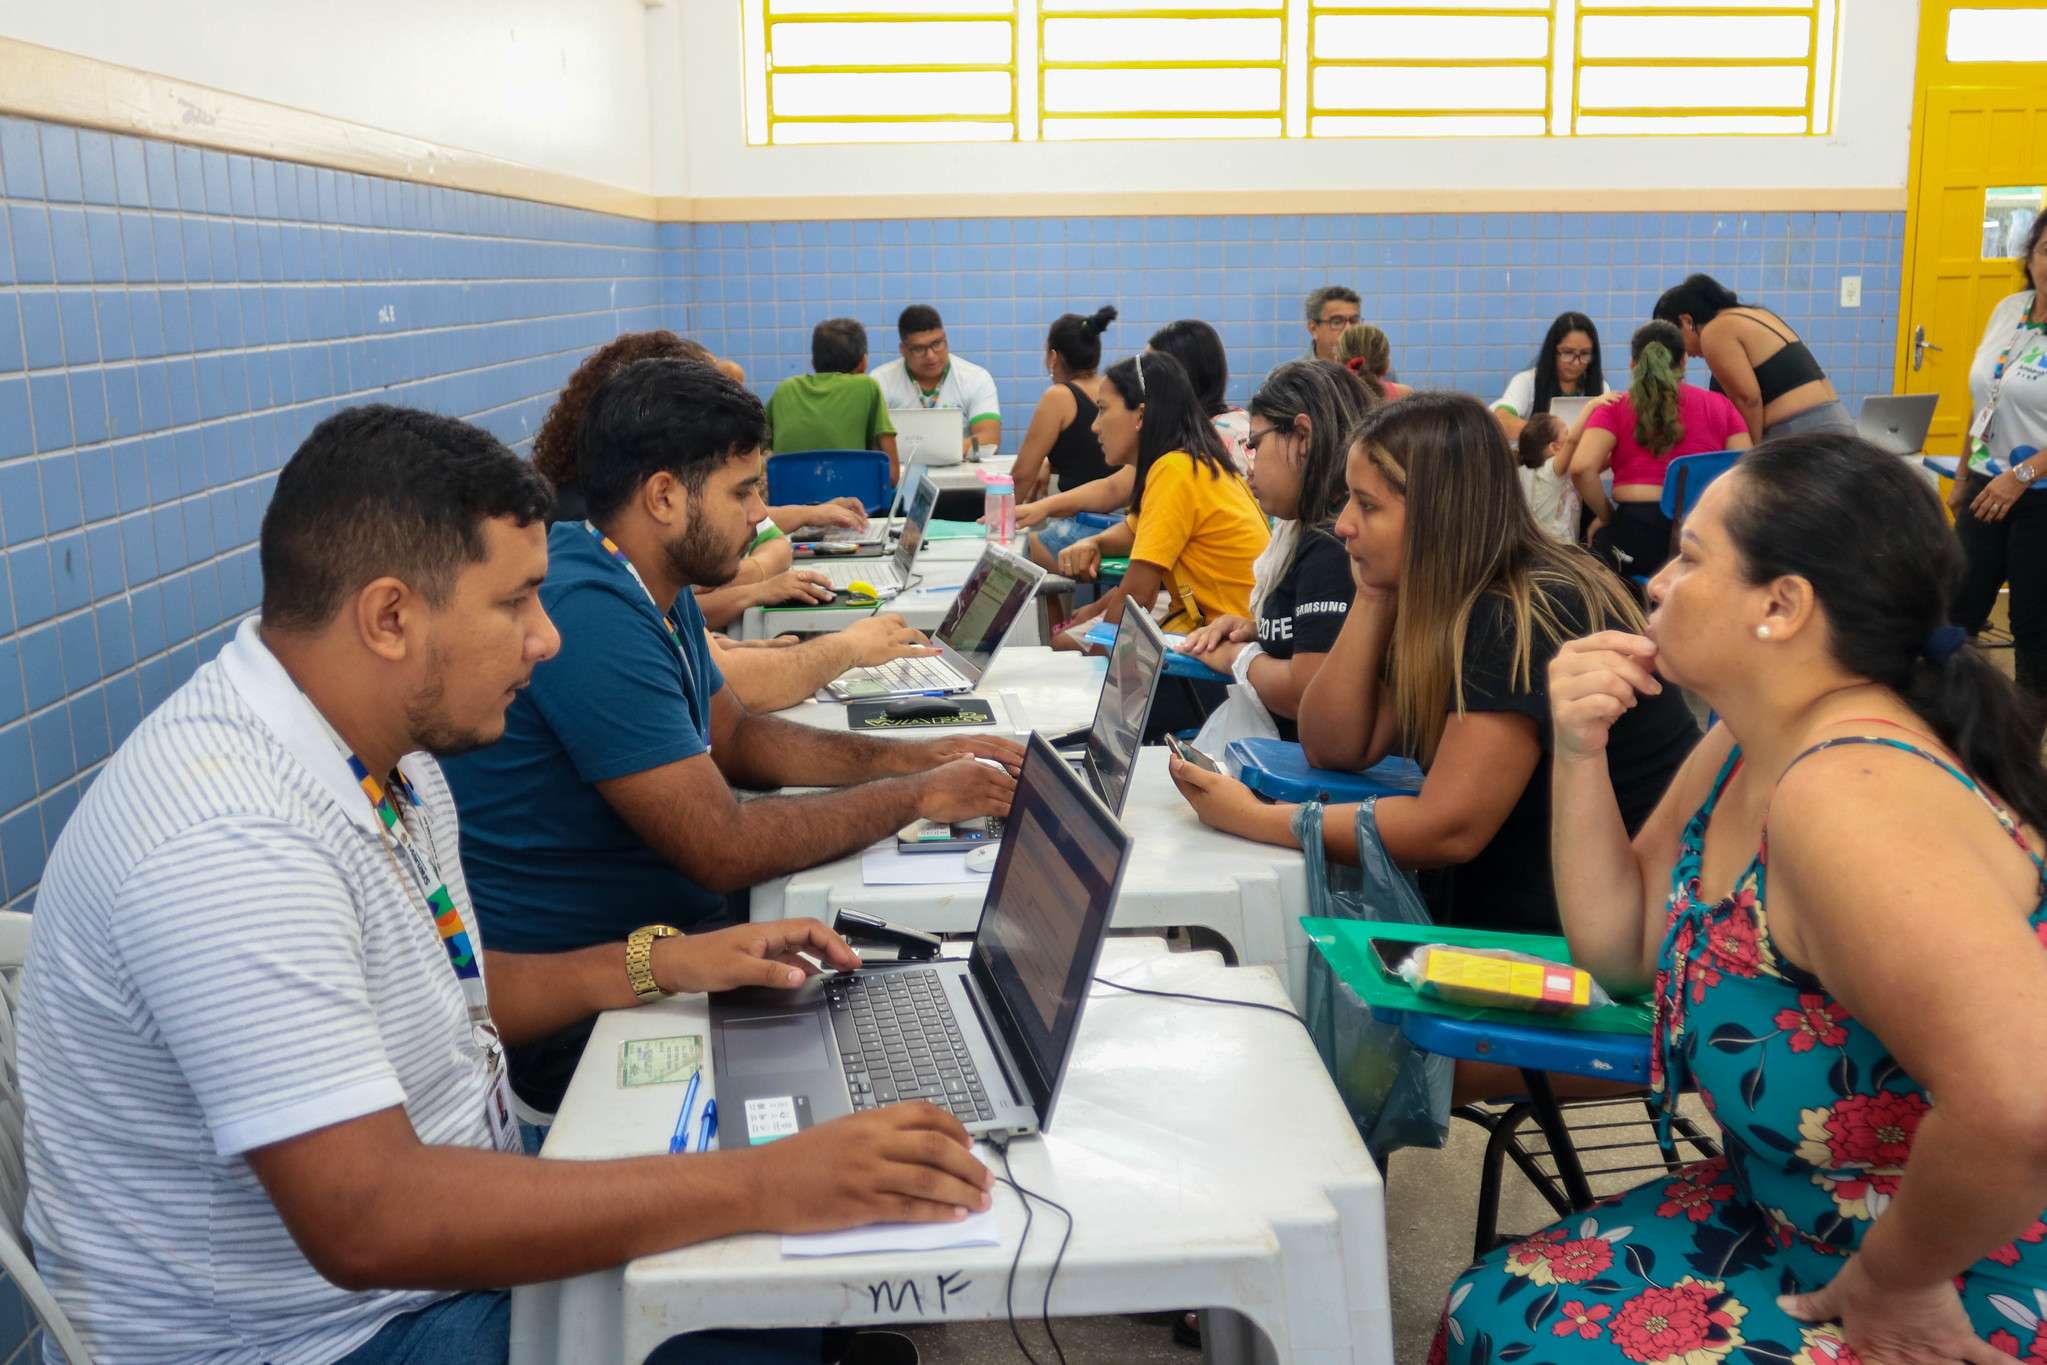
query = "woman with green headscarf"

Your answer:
(1568, 319), (1752, 588)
